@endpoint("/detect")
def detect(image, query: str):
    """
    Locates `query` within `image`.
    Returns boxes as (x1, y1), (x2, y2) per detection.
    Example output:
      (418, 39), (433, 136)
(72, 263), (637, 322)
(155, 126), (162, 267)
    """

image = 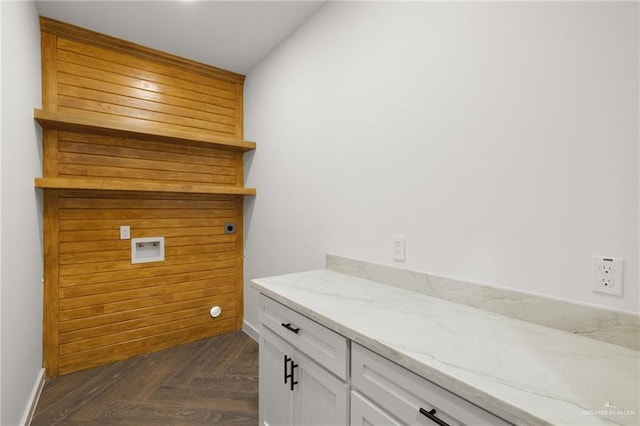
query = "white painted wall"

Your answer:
(243, 1), (639, 331)
(1, 1), (44, 424)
